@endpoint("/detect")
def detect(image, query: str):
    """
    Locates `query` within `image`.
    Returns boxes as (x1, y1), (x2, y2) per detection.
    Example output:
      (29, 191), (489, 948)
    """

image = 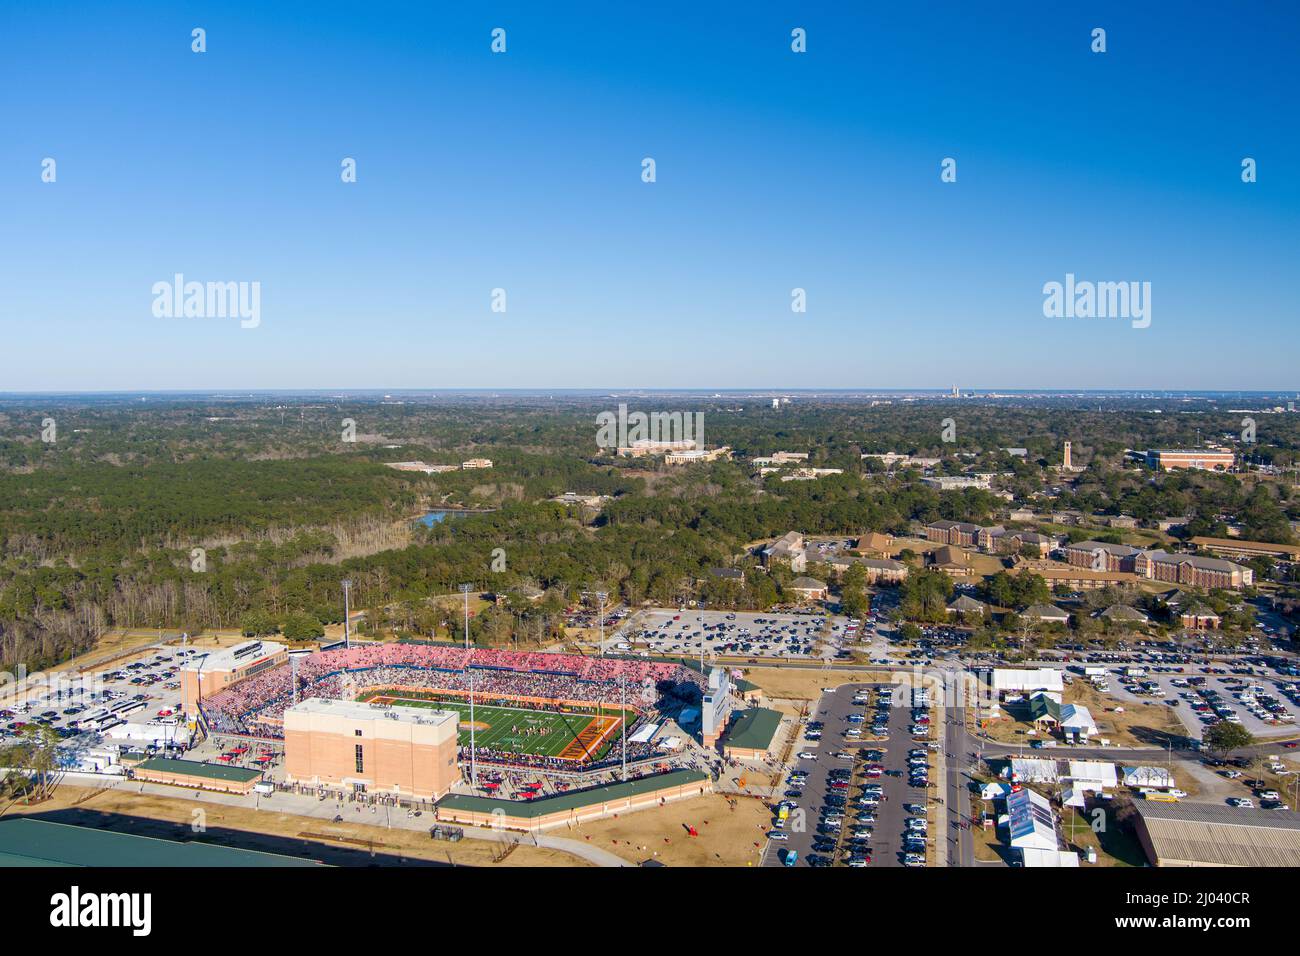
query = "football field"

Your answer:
(359, 692), (634, 762)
